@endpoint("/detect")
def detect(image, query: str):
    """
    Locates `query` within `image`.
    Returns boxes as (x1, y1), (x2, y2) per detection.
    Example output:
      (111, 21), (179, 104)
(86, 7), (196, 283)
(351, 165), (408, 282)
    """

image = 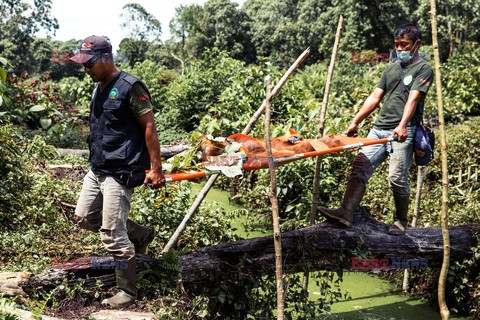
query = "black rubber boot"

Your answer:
(127, 219), (156, 254)
(101, 257), (137, 308)
(317, 180), (366, 228)
(388, 194), (409, 236)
